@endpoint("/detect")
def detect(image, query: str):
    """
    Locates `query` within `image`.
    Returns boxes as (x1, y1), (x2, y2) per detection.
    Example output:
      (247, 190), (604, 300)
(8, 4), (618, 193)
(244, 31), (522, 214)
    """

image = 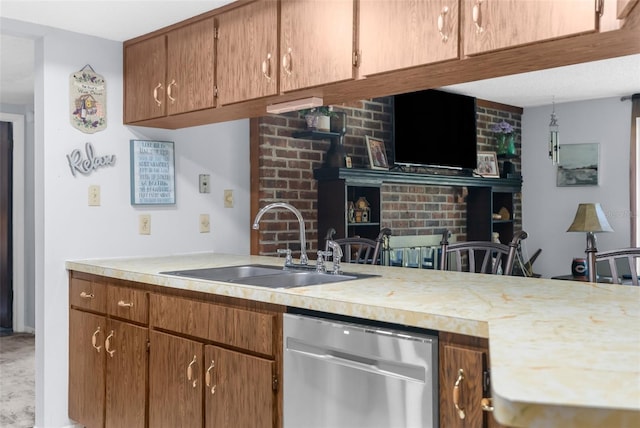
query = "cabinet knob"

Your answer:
(437, 6), (449, 43)
(453, 368), (466, 419)
(481, 397), (494, 412)
(117, 300), (134, 308)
